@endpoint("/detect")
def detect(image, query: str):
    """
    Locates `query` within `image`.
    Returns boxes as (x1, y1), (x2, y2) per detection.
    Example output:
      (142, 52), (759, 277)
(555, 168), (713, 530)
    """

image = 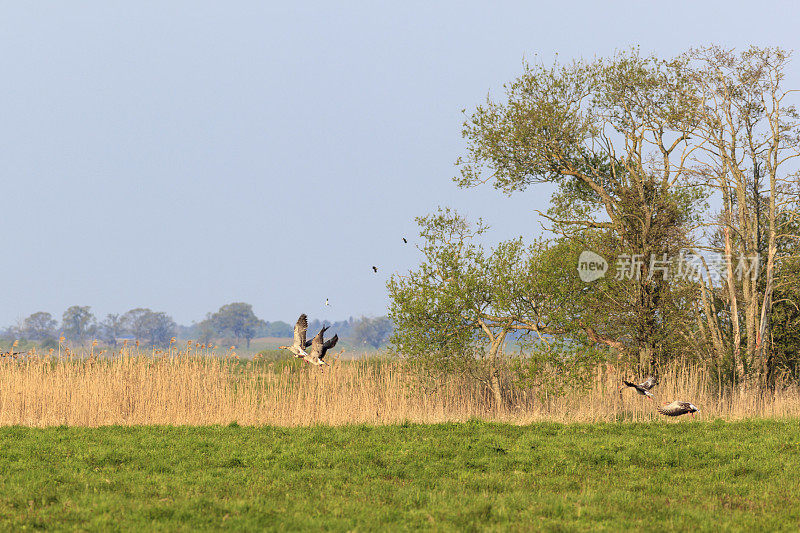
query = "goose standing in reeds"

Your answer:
(620, 376), (658, 400)
(278, 314), (310, 358)
(302, 325), (338, 371)
(657, 401), (699, 418)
